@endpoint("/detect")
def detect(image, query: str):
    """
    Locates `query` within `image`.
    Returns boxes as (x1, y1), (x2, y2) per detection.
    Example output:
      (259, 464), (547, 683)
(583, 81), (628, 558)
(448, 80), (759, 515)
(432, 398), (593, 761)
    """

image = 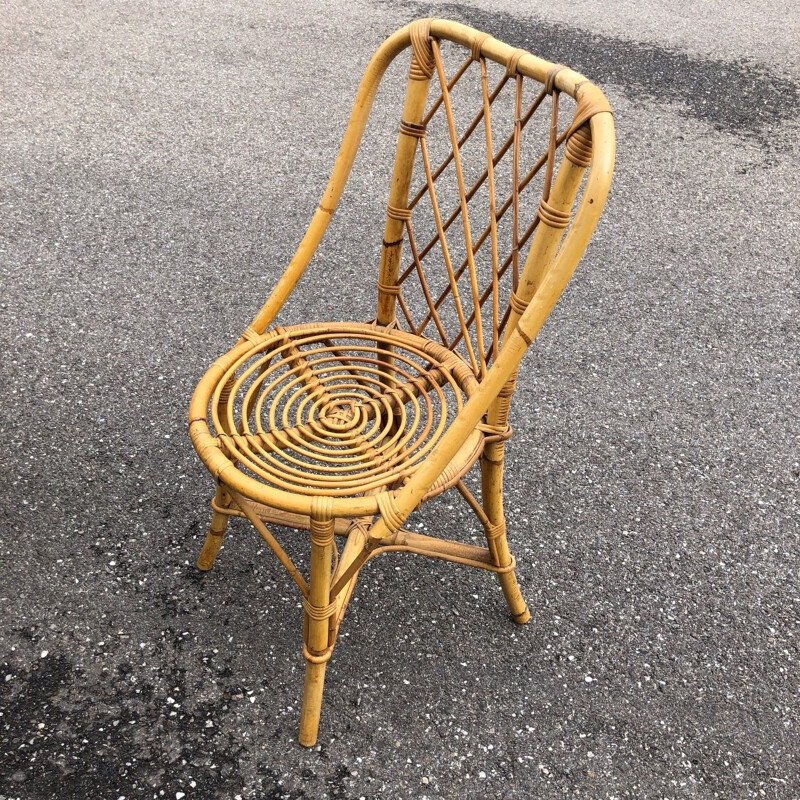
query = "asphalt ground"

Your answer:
(1, 0), (798, 798)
